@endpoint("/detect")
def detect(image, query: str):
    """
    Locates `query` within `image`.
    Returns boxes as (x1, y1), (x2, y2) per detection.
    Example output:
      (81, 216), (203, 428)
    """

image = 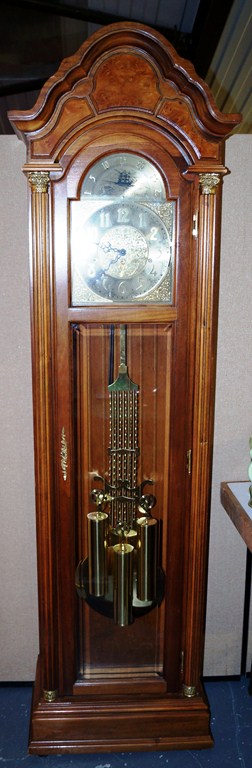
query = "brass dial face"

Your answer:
(82, 202), (171, 301)
(72, 152), (175, 304)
